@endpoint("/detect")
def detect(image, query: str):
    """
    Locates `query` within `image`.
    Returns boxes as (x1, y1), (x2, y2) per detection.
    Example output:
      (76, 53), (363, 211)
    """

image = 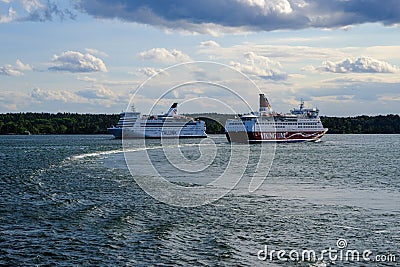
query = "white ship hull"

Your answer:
(108, 103), (207, 139)
(121, 124), (206, 139)
(108, 120), (207, 139)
